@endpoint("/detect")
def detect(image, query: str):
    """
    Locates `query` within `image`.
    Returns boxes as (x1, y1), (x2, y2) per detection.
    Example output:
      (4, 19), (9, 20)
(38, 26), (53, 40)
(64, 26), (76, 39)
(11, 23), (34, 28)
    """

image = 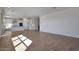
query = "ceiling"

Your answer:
(2, 7), (70, 18)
